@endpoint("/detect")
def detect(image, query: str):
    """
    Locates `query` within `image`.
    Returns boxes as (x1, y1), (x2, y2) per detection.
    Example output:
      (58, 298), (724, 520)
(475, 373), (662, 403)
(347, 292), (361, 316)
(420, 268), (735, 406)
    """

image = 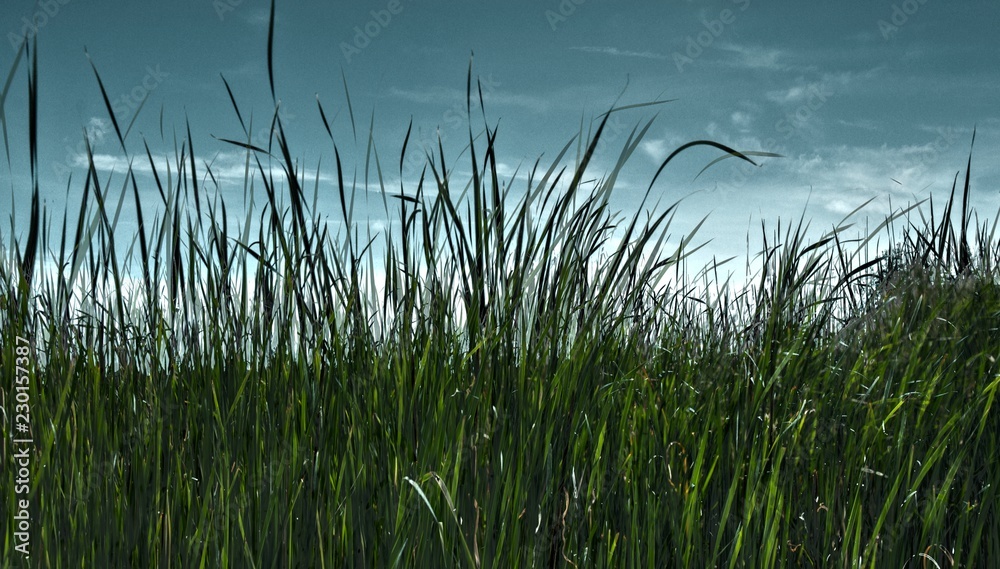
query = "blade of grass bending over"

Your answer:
(645, 140), (759, 204)
(213, 136), (271, 157)
(595, 98), (678, 120)
(0, 39), (27, 169)
(84, 48), (128, 153)
(693, 150), (784, 181)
